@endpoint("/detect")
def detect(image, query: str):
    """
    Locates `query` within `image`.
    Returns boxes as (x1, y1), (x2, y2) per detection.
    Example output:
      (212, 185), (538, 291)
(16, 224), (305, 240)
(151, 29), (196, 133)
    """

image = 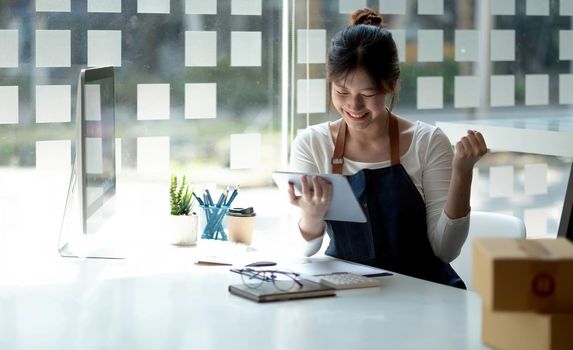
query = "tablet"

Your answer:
(272, 171), (367, 223)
